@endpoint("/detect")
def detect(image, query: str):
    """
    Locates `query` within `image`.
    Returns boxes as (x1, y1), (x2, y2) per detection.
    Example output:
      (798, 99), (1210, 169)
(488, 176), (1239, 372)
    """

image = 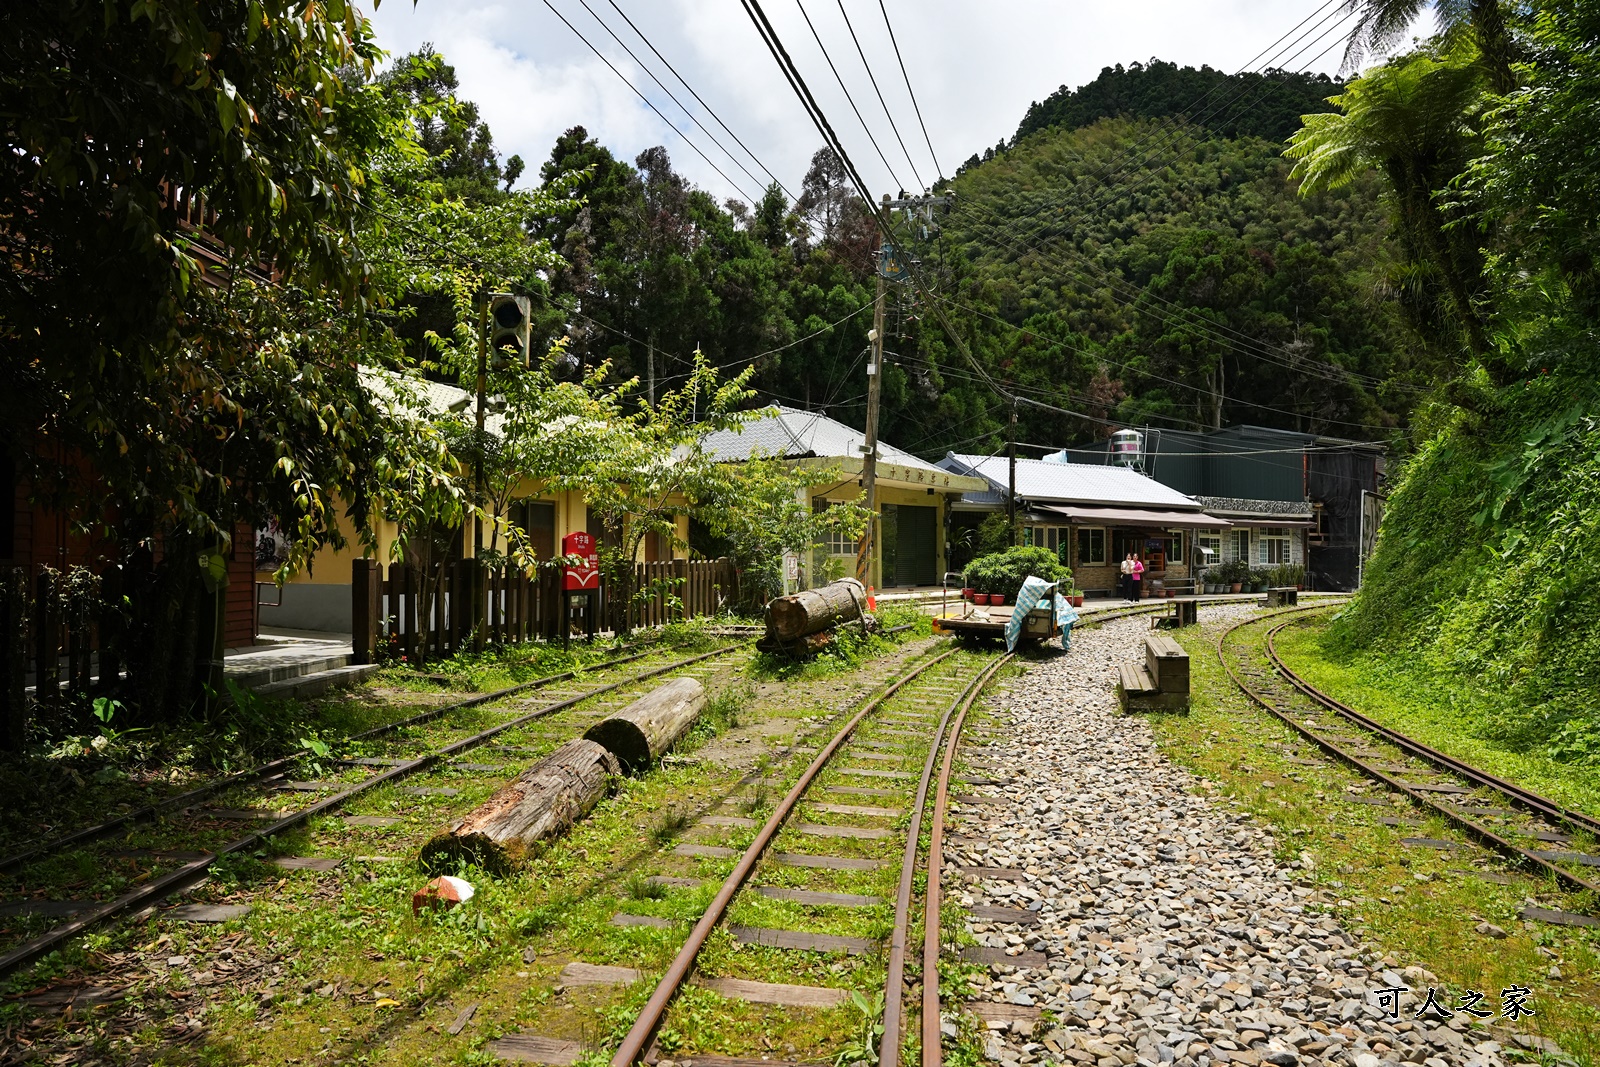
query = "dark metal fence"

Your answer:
(0, 564), (121, 750)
